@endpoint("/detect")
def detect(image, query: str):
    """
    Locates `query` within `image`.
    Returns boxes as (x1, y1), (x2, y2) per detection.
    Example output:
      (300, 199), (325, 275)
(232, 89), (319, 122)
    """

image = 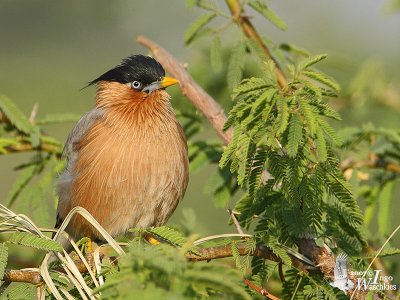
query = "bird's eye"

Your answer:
(130, 81), (142, 90)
